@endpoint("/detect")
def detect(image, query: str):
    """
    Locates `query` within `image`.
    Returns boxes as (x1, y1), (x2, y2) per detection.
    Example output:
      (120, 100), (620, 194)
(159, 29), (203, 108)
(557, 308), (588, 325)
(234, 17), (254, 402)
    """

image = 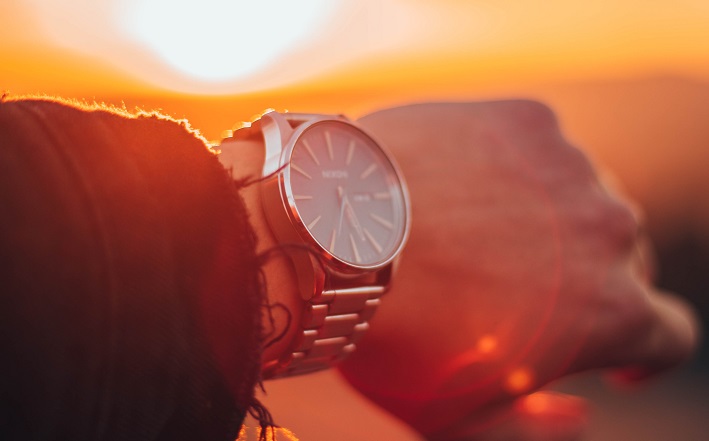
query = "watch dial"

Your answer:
(286, 121), (407, 267)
